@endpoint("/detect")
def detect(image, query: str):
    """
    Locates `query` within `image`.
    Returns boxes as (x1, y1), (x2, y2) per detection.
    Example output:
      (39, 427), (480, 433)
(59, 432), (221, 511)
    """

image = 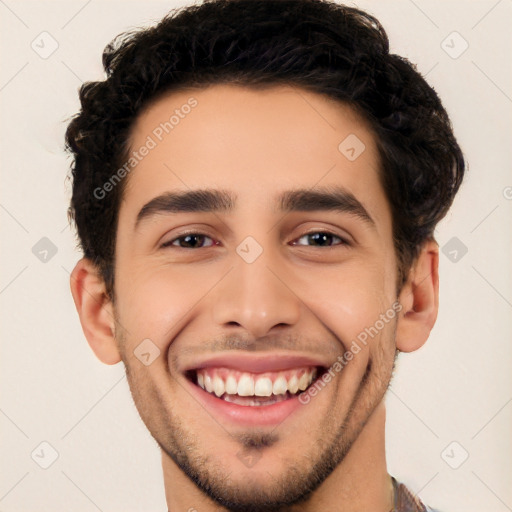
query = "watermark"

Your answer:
(440, 441), (469, 469)
(134, 338), (160, 366)
(441, 236), (468, 263)
(440, 31), (469, 60)
(236, 236), (263, 264)
(31, 441), (59, 469)
(298, 300), (402, 404)
(31, 31), (59, 59)
(338, 133), (366, 161)
(237, 448), (262, 468)
(93, 97), (198, 200)
(32, 236), (58, 263)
